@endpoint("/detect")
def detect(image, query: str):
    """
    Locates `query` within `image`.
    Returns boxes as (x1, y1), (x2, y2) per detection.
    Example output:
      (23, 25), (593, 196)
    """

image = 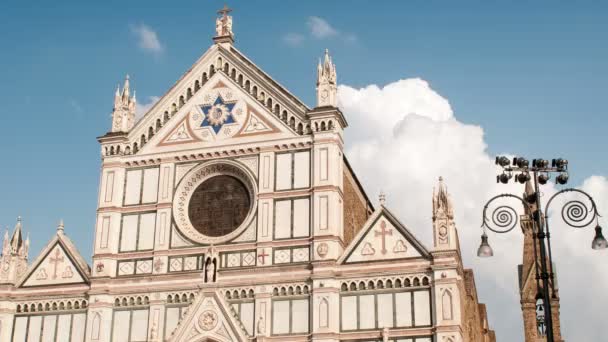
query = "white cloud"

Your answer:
(339, 79), (608, 341)
(307, 16), (338, 39)
(131, 23), (163, 55)
(135, 95), (160, 120)
(283, 32), (305, 47)
(282, 16), (356, 46)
